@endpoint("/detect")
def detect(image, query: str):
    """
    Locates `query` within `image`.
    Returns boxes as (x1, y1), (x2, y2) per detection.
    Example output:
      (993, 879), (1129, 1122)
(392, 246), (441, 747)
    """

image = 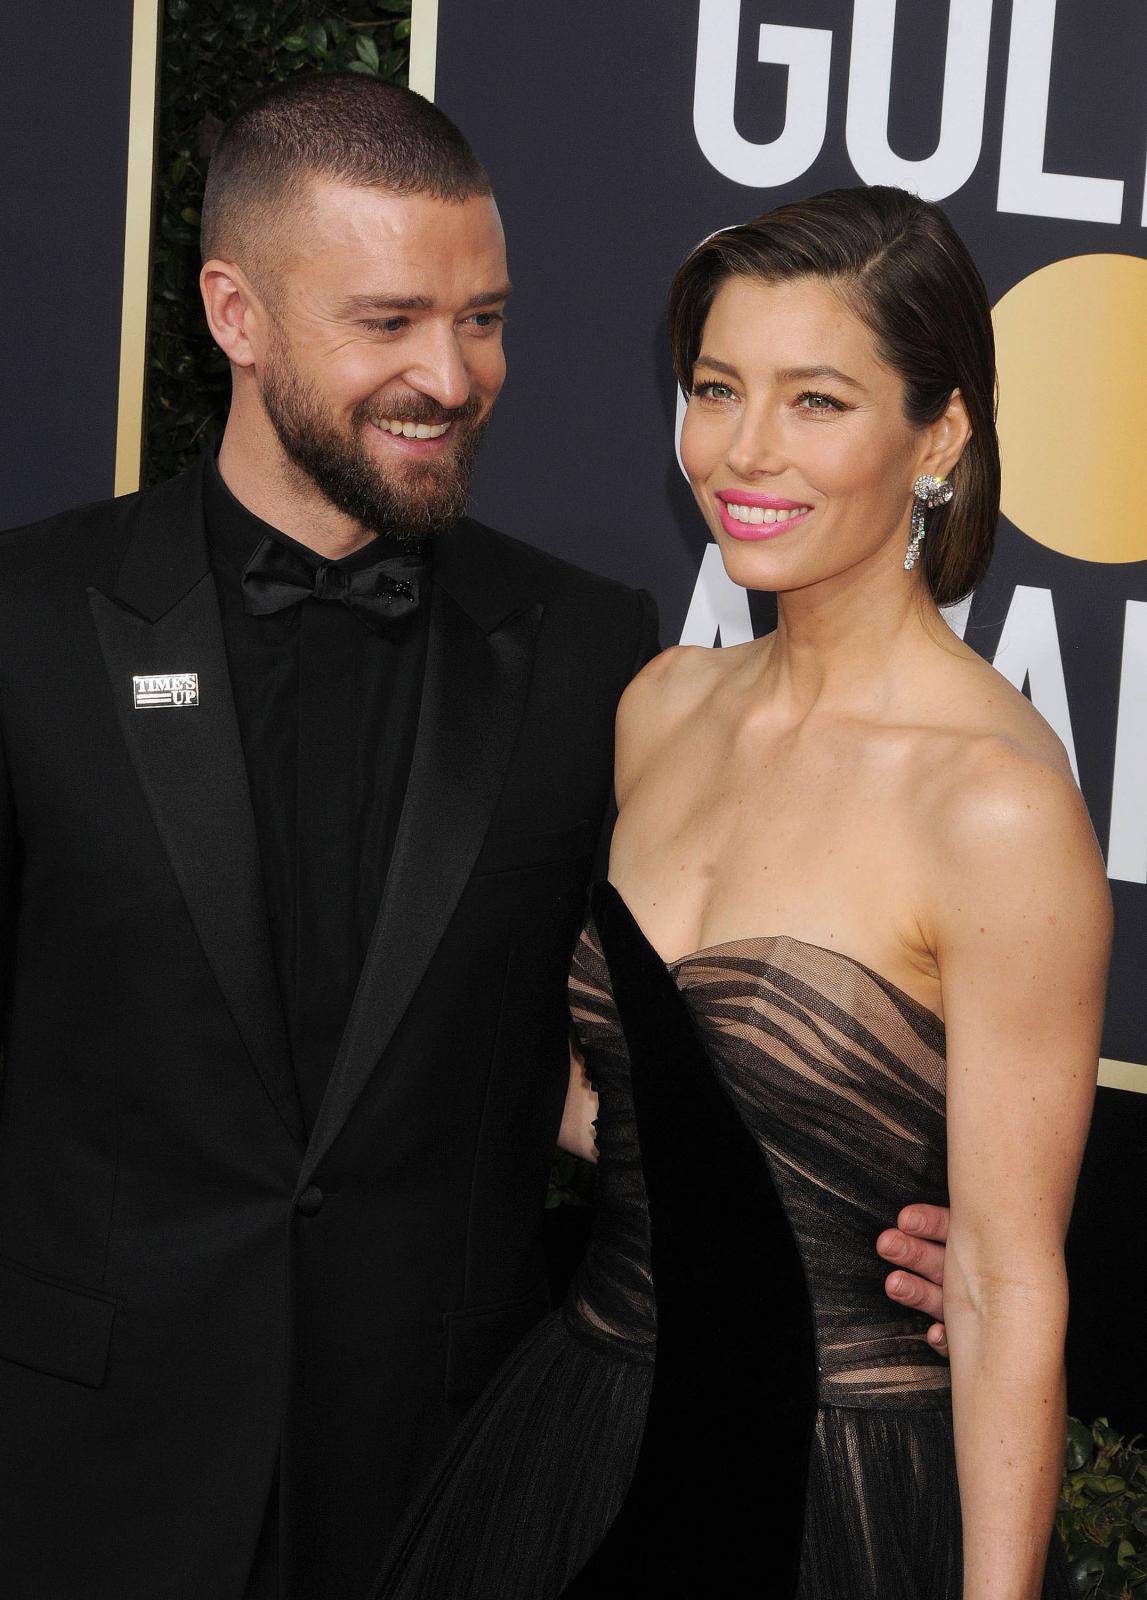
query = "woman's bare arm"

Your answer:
(930, 744), (1110, 1600)
(557, 1035), (599, 1165)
